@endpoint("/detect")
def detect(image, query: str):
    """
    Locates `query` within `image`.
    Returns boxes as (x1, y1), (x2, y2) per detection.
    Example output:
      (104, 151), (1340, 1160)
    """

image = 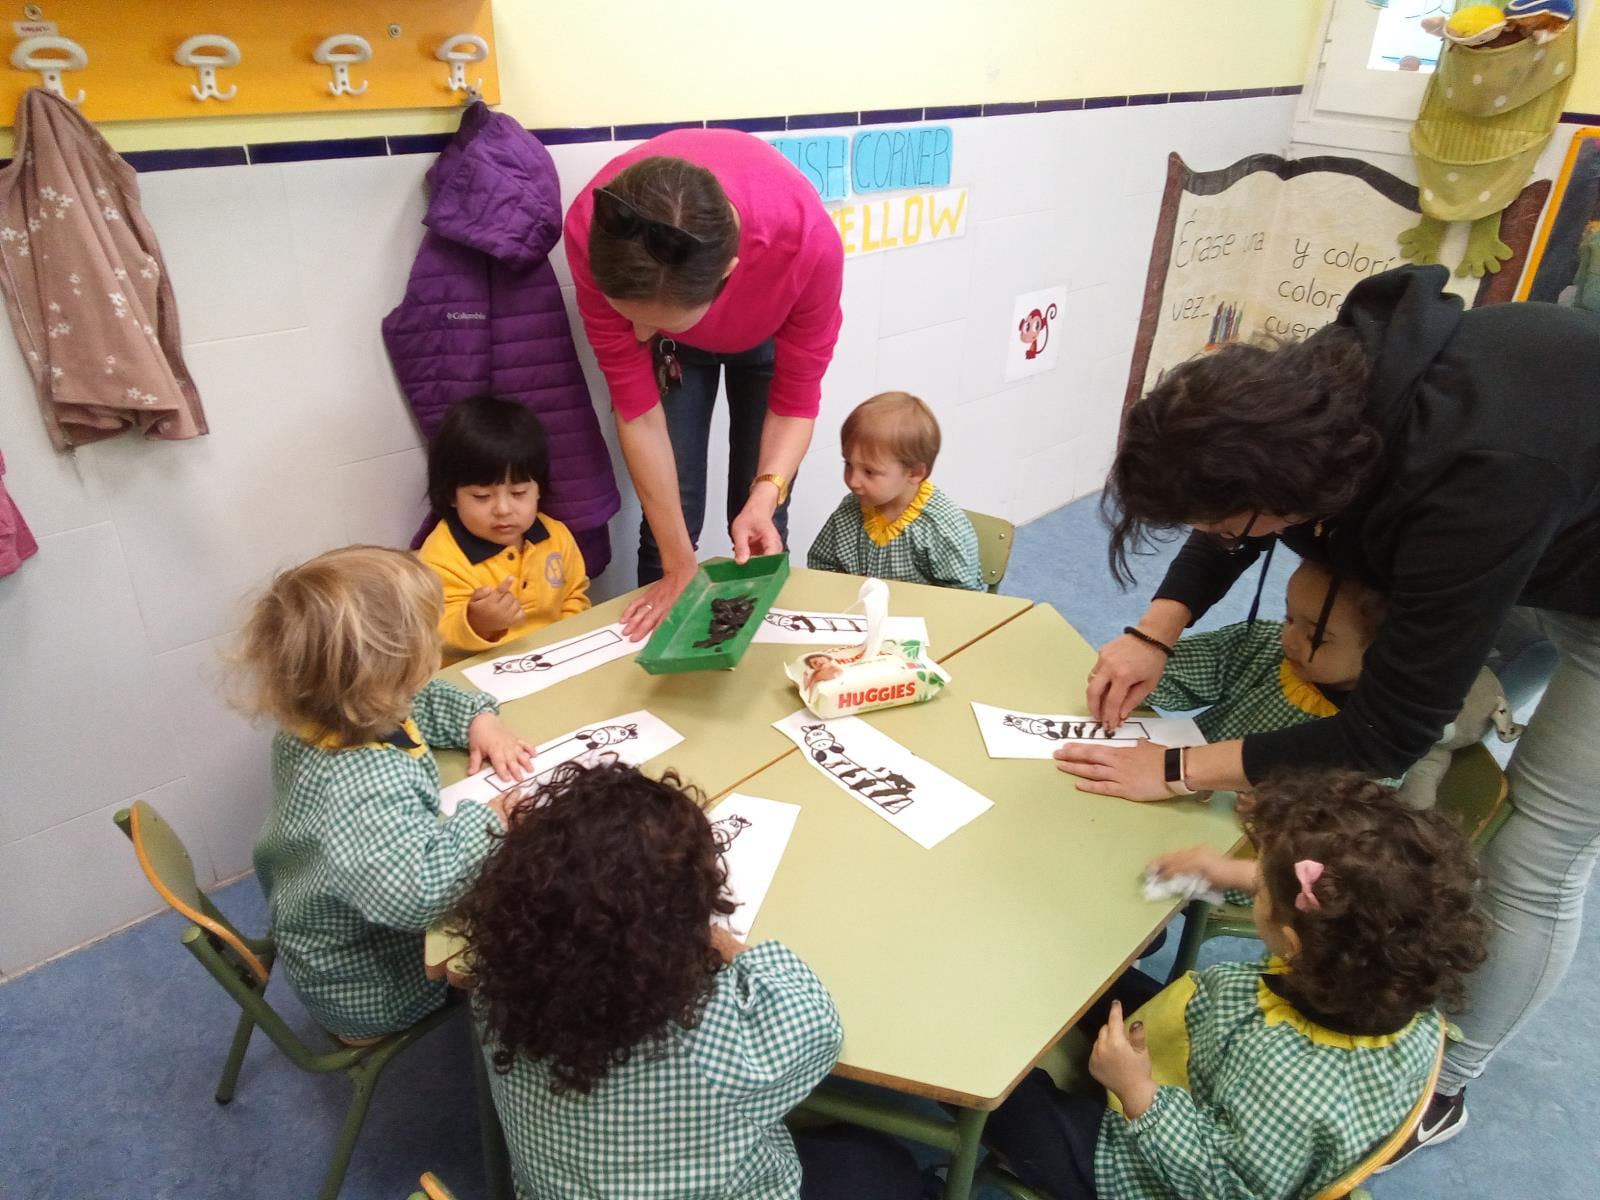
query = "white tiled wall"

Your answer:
(0, 96), (1297, 976)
